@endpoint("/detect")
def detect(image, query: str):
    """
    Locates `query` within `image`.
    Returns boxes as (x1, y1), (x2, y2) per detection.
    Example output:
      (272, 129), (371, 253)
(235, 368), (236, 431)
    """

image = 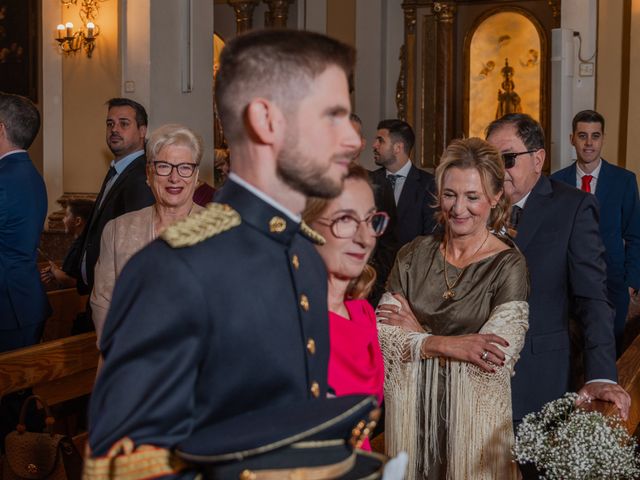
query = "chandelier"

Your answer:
(55, 0), (107, 58)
